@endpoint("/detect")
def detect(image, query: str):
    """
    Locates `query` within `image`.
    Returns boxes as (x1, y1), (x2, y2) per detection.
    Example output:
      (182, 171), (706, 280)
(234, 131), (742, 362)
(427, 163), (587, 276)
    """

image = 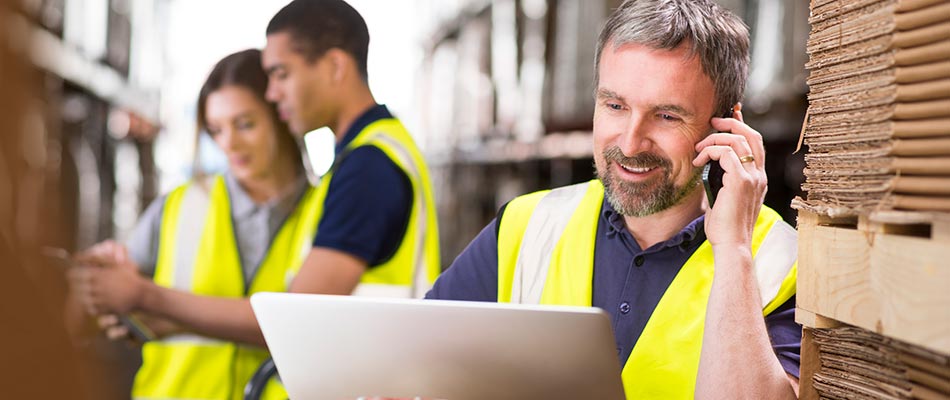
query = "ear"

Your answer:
(325, 48), (349, 84)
